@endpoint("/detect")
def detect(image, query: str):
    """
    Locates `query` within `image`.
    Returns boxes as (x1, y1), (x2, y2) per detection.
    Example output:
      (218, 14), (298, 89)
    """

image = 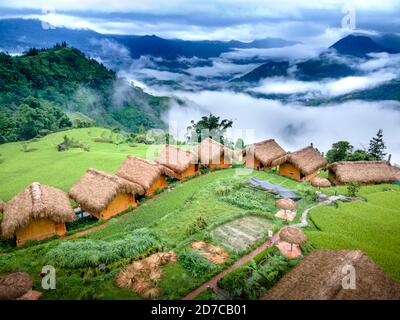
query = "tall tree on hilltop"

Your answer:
(368, 129), (386, 160)
(186, 113), (233, 144)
